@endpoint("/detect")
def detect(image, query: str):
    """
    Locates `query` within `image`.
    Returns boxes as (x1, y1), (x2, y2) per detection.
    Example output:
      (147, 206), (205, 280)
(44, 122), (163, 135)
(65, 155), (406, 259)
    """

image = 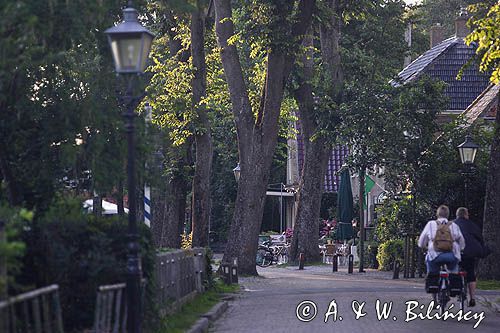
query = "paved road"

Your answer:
(211, 266), (500, 333)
